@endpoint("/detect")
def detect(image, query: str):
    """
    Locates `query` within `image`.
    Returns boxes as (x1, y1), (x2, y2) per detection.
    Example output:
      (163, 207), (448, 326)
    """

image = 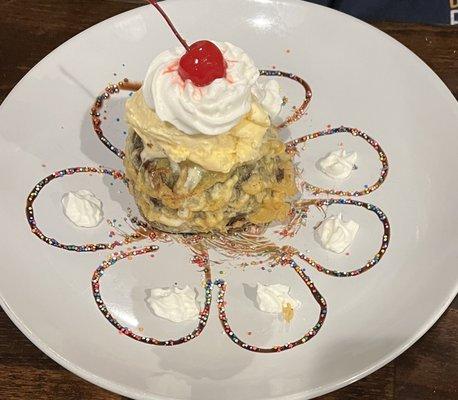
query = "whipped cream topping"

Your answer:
(142, 41), (282, 135)
(147, 286), (199, 323)
(318, 148), (357, 179)
(252, 79), (283, 121)
(315, 213), (359, 253)
(61, 190), (103, 228)
(256, 283), (301, 314)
